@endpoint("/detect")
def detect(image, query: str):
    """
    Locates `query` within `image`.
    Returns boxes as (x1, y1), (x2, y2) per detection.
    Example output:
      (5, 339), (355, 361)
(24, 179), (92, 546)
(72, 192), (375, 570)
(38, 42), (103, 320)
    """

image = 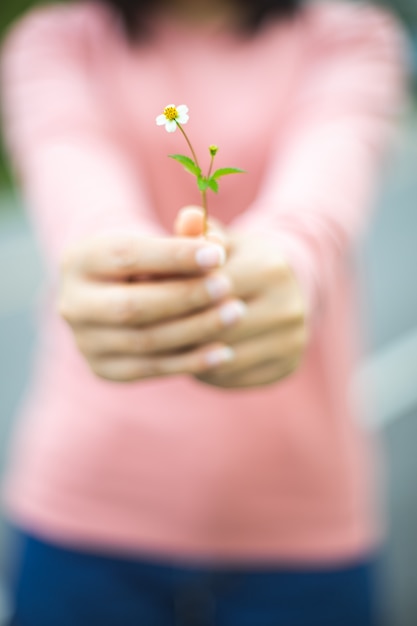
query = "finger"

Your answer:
(75, 299), (246, 356)
(199, 328), (306, 379)
(221, 238), (292, 298)
(88, 342), (235, 382)
(218, 294), (307, 344)
(205, 218), (229, 249)
(59, 273), (234, 326)
(197, 358), (299, 389)
(174, 206), (230, 250)
(65, 233), (226, 279)
(174, 206), (205, 237)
